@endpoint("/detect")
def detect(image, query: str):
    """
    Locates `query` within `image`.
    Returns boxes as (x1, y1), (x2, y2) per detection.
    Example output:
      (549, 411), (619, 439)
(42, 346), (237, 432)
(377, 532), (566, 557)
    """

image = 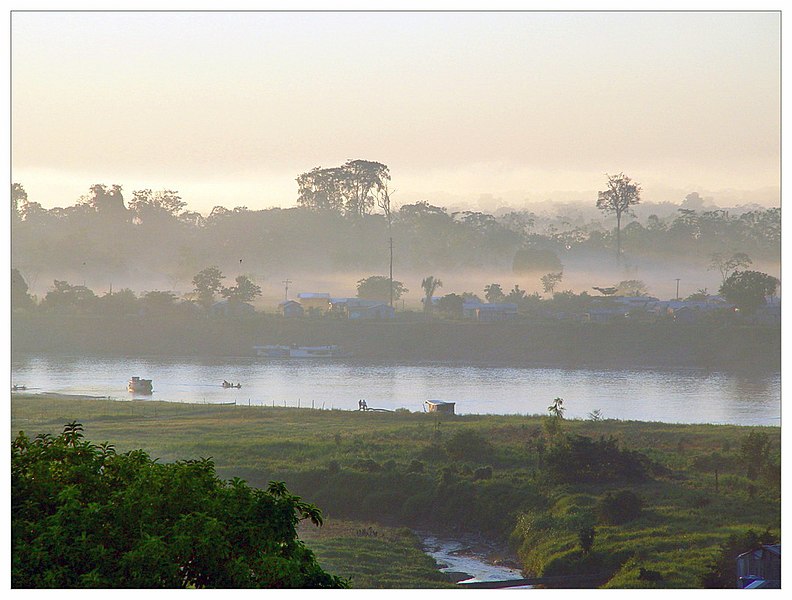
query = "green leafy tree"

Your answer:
(192, 266), (225, 309)
(11, 423), (347, 588)
(356, 275), (407, 302)
(221, 275), (262, 304)
(596, 172), (642, 260)
(719, 270), (779, 315)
